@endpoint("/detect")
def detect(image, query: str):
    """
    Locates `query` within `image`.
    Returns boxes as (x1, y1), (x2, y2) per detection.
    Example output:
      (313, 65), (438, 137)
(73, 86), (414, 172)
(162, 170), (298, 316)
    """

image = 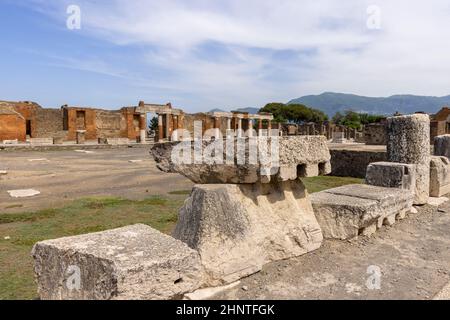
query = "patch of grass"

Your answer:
(4, 204), (24, 209)
(0, 195), (186, 300)
(168, 190), (192, 195)
(302, 175), (364, 194)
